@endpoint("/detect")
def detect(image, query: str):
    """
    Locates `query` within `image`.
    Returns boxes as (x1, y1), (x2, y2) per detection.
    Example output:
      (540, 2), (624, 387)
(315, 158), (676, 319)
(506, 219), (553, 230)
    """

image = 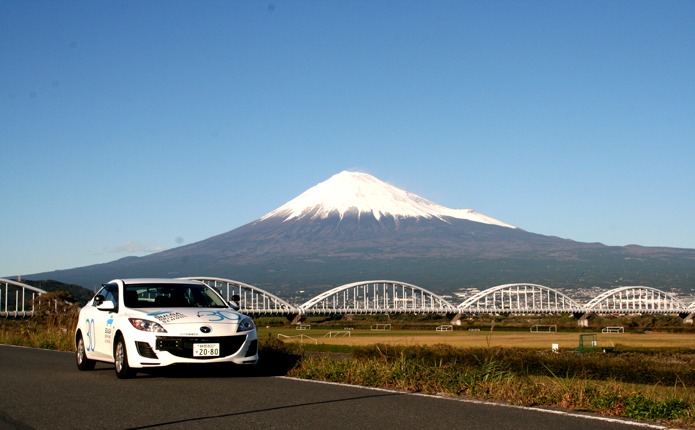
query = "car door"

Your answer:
(78, 292), (102, 359)
(91, 284), (120, 360)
